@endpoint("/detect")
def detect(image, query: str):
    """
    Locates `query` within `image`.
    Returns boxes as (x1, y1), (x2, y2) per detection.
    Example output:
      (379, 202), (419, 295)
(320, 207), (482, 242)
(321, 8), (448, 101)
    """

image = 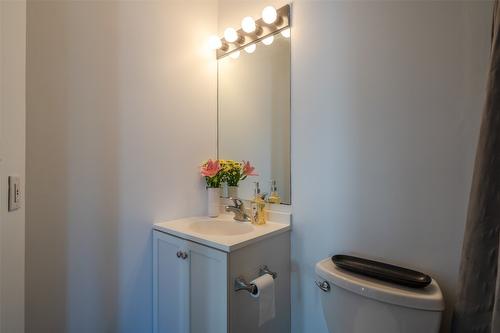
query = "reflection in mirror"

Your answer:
(218, 33), (290, 204)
